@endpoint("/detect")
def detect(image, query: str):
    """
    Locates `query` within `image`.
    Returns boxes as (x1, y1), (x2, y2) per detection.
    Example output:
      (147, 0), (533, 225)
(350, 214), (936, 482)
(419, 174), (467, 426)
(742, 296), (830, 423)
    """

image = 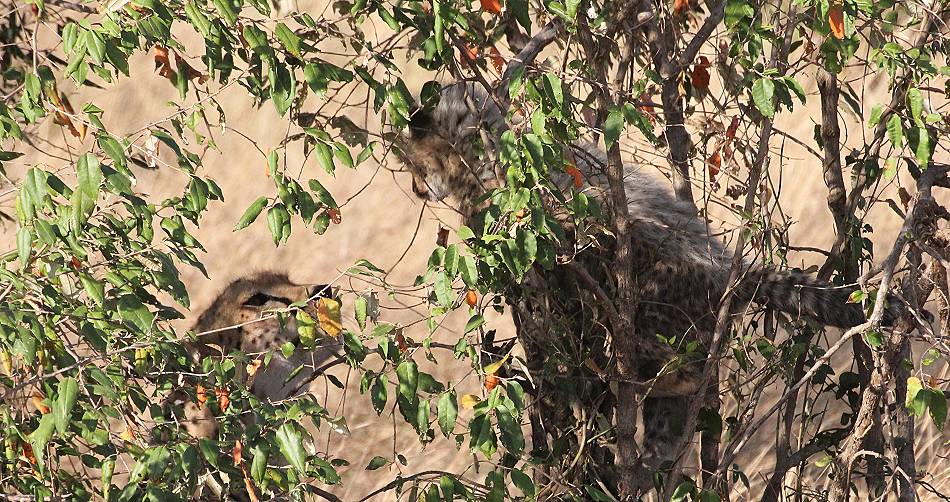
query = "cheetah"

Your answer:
(395, 81), (888, 477)
(163, 271), (338, 439)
